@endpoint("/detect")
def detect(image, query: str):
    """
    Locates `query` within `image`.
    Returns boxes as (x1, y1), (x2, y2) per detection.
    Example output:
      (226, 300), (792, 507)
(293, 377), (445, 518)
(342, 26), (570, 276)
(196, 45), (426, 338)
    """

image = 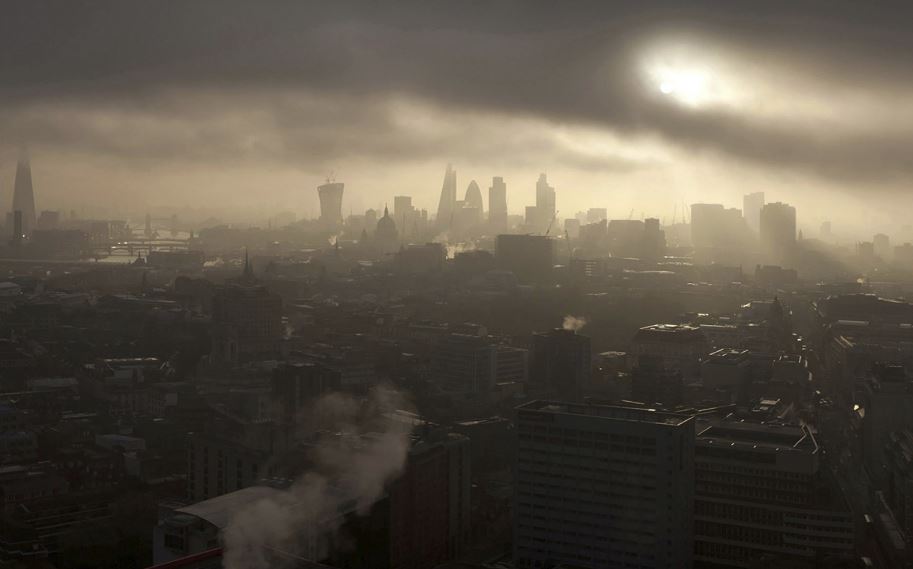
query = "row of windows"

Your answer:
(517, 501), (658, 523)
(518, 448), (661, 468)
